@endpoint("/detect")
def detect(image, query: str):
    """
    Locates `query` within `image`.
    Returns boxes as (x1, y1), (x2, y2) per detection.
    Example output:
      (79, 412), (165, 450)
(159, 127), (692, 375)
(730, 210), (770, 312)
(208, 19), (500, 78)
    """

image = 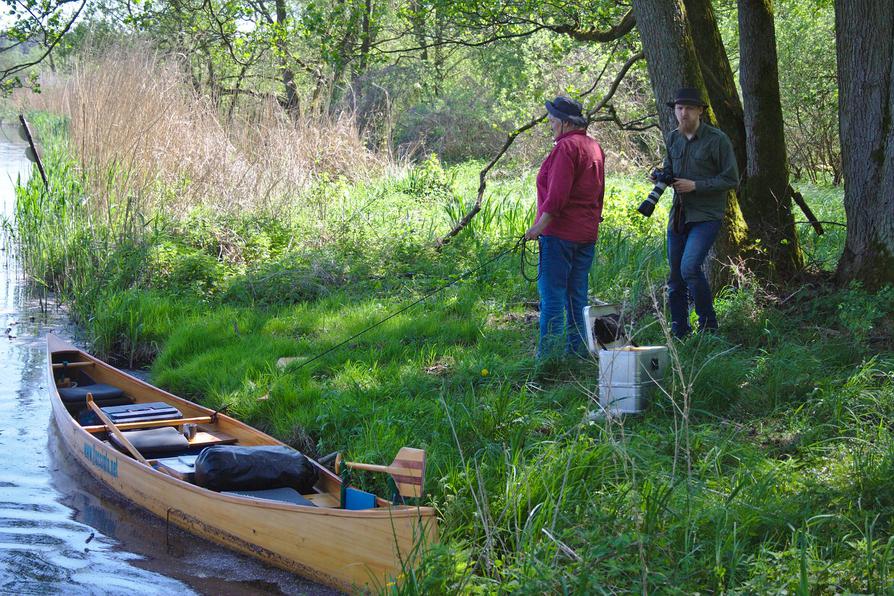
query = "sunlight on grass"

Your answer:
(13, 110), (894, 593)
